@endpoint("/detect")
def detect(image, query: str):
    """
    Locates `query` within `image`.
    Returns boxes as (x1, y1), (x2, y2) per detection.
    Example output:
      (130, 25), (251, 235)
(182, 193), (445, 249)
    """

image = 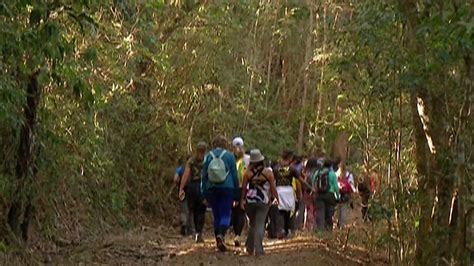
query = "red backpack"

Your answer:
(338, 173), (352, 194)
